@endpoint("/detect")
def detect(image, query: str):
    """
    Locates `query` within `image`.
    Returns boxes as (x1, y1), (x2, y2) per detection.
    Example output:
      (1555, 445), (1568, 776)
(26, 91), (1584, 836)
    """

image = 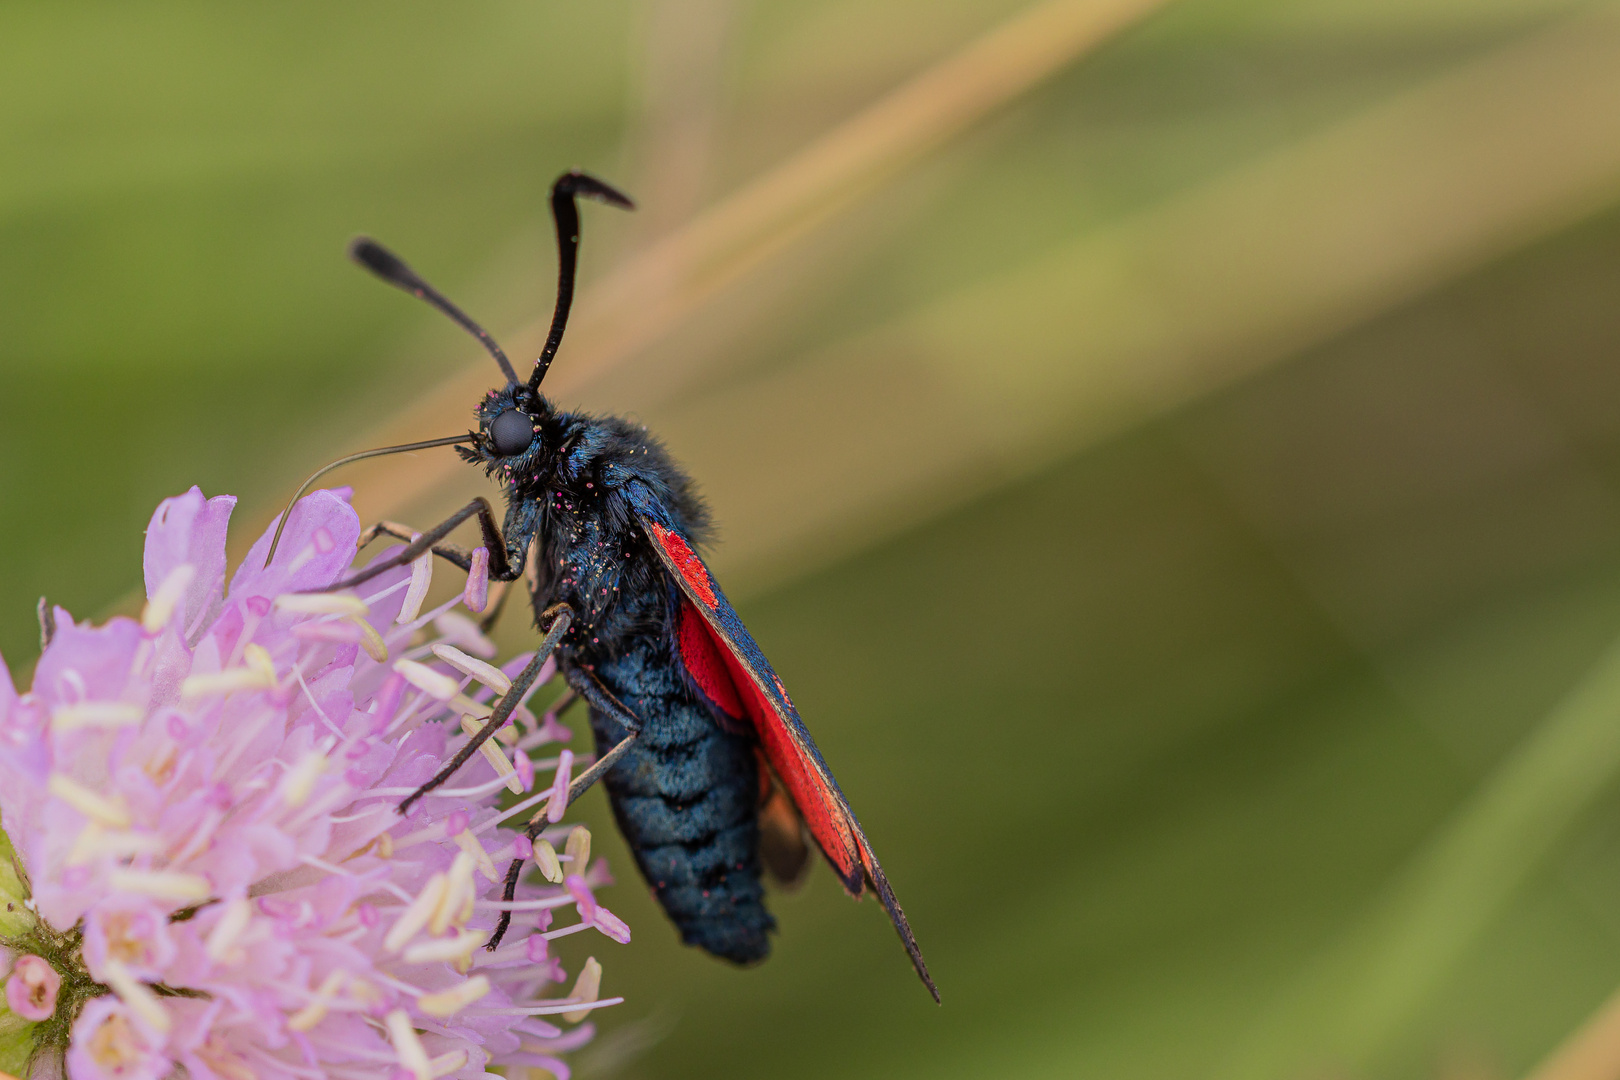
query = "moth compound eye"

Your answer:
(490, 409), (535, 456)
